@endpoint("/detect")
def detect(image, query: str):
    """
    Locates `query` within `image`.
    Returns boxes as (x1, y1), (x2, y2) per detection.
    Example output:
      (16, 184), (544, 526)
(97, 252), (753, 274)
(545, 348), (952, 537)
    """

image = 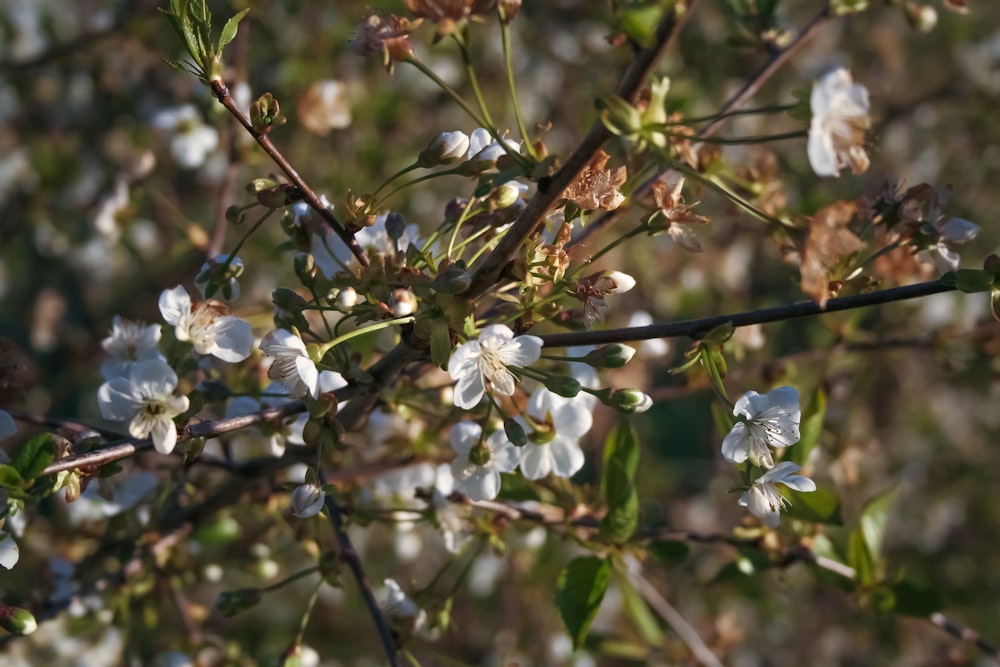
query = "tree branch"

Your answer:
(536, 280), (955, 348)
